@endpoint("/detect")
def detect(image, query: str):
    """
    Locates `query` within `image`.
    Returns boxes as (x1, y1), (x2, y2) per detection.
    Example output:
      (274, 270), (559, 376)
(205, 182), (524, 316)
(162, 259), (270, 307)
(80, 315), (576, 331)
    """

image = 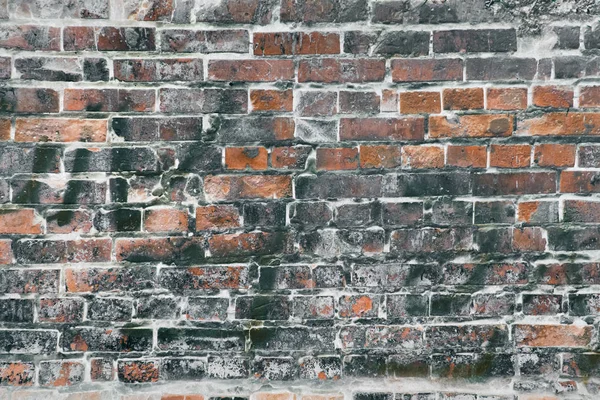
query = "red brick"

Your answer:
(115, 237), (204, 263)
(400, 91), (441, 114)
(579, 86), (600, 107)
(533, 85), (573, 108)
(63, 26), (96, 51)
(253, 32), (340, 55)
(196, 205), (241, 231)
(517, 201), (558, 223)
(340, 117), (425, 141)
(0, 361), (34, 386)
(391, 58), (463, 82)
(0, 25), (60, 50)
(0, 119), (10, 141)
(0, 240), (13, 265)
(299, 58), (385, 83)
(208, 231), (288, 257)
(251, 89), (293, 112)
(144, 208), (189, 233)
(118, 360), (159, 383)
(271, 146), (311, 169)
(15, 119), (107, 142)
(46, 210), (93, 234)
(316, 148), (359, 170)
(208, 60), (294, 82)
(534, 143), (576, 167)
(446, 145), (487, 168)
(443, 88), (484, 110)
(64, 89), (155, 112)
(401, 146), (444, 169)
(490, 144), (531, 168)
(515, 324), (593, 347)
(2, 88), (59, 113)
(560, 171), (600, 193)
(0, 210), (42, 234)
(204, 175), (293, 201)
(360, 145), (402, 169)
(517, 112), (600, 136)
(513, 227), (546, 252)
(225, 147), (268, 170)
(429, 114), (513, 138)
(486, 87), (528, 110)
